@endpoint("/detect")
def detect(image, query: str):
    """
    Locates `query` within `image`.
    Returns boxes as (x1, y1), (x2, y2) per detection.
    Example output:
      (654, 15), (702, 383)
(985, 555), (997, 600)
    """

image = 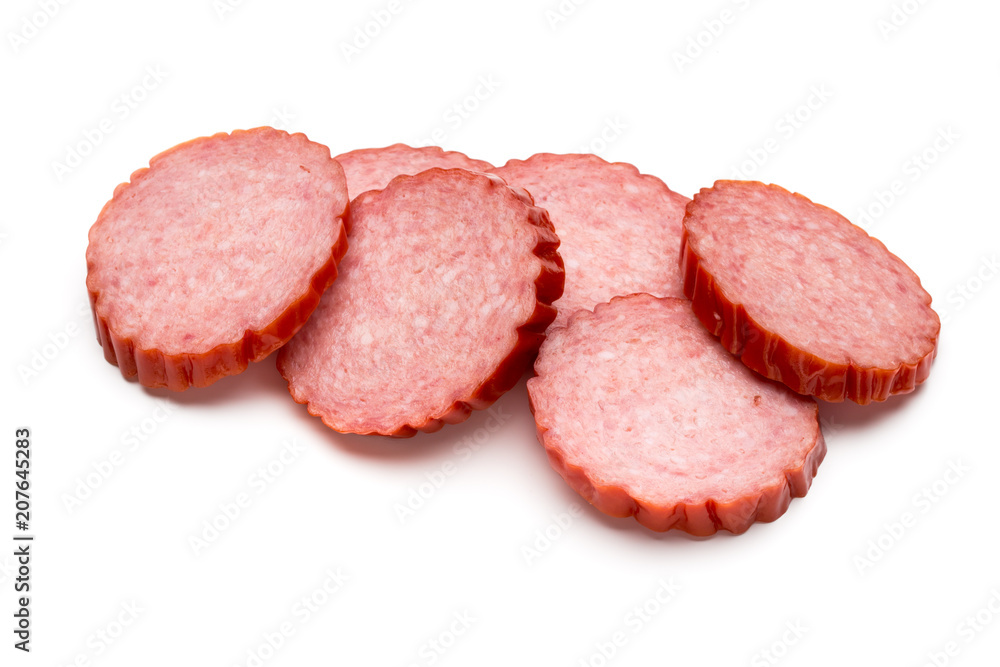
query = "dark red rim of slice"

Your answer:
(535, 411), (827, 536)
(680, 182), (939, 405)
(87, 128), (350, 391)
(277, 170), (565, 437)
(527, 295), (827, 536)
